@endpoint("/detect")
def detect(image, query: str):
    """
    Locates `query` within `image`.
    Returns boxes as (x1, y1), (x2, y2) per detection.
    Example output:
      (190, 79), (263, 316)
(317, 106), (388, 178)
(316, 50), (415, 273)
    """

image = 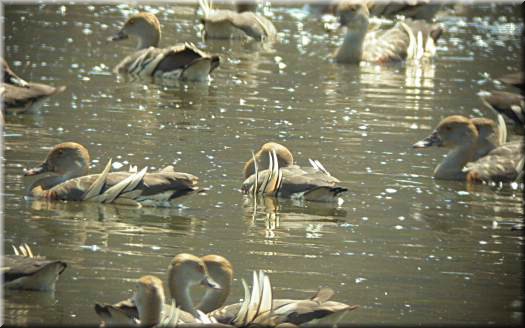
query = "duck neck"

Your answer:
(136, 29), (160, 50)
(335, 23), (368, 63)
(434, 143), (476, 180)
(137, 294), (164, 326)
(197, 284), (229, 313)
(27, 175), (69, 197)
(173, 284), (199, 317)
